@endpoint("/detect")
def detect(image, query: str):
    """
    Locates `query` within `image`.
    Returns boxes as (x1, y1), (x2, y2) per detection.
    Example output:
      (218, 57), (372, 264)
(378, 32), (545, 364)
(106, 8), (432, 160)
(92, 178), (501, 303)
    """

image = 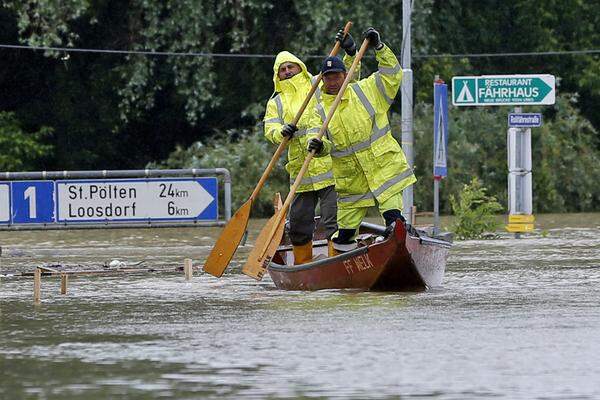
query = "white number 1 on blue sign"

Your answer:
(24, 186), (37, 219)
